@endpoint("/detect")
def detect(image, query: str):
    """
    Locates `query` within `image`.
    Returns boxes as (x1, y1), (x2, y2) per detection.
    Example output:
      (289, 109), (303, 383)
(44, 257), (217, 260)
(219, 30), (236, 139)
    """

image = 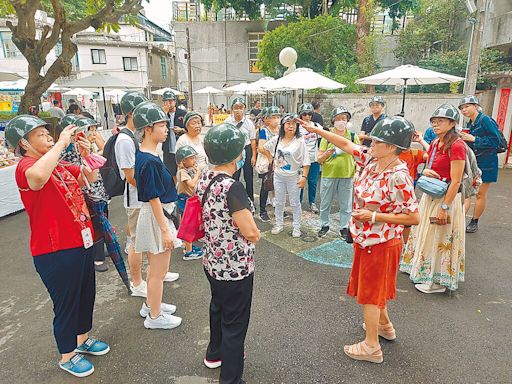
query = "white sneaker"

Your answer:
(124, 236), (131, 255)
(164, 272), (180, 282)
(271, 225), (284, 235)
(140, 302), (176, 318)
(415, 283), (446, 294)
(203, 357), (222, 369)
(130, 280), (147, 298)
(144, 312), (182, 330)
(292, 228), (301, 238)
(272, 198), (276, 208)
